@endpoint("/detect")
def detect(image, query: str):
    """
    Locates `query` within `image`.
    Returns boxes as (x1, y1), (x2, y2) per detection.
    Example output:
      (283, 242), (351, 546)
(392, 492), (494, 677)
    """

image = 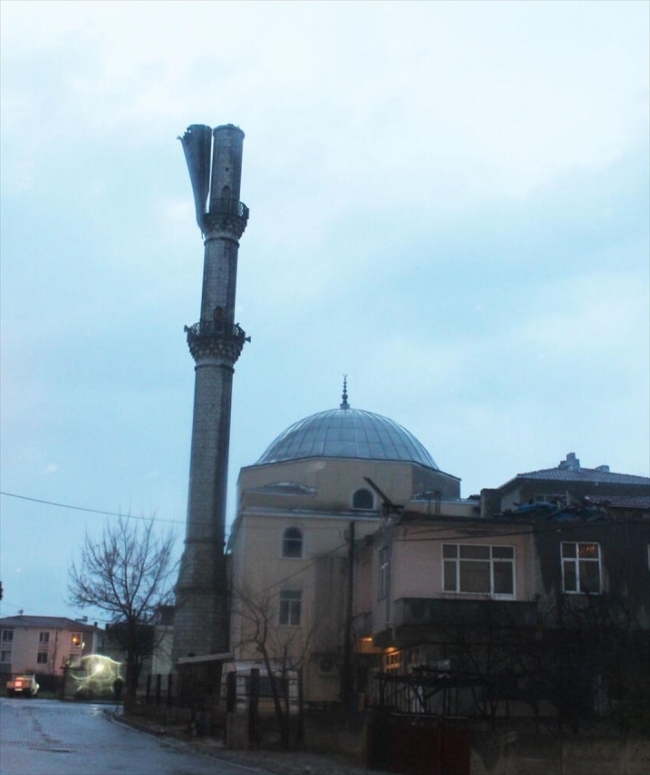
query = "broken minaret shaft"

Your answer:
(173, 124), (249, 661)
